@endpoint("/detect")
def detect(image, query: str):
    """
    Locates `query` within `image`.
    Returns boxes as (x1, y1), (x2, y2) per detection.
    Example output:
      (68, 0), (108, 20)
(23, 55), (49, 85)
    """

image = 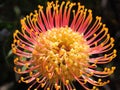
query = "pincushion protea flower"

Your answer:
(12, 1), (116, 90)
